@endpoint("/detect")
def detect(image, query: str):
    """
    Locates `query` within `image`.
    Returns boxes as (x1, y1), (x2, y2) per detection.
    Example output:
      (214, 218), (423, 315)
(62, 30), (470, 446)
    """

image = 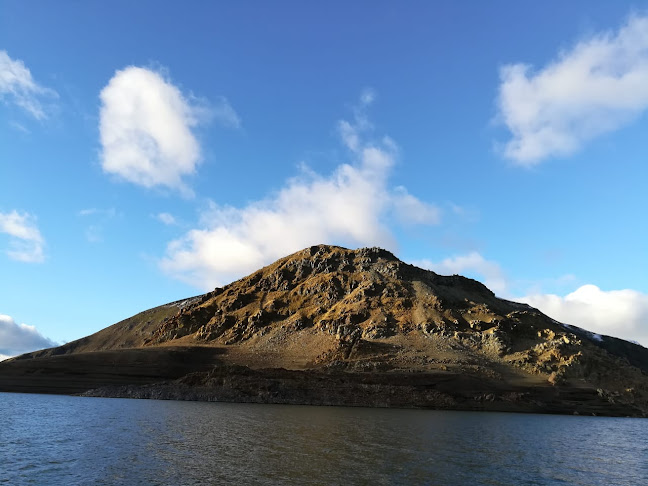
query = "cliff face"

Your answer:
(5, 245), (648, 416)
